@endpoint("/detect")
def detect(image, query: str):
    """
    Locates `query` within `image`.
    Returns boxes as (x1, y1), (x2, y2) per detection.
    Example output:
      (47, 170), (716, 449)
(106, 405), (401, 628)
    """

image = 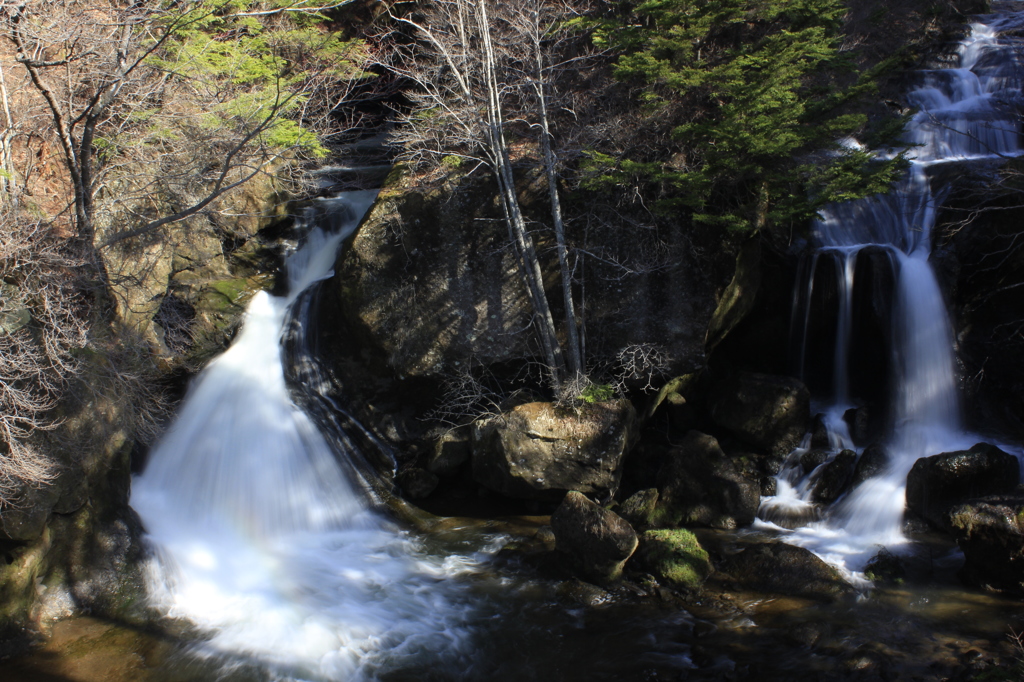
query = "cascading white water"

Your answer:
(130, 192), (485, 681)
(761, 6), (1024, 574)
